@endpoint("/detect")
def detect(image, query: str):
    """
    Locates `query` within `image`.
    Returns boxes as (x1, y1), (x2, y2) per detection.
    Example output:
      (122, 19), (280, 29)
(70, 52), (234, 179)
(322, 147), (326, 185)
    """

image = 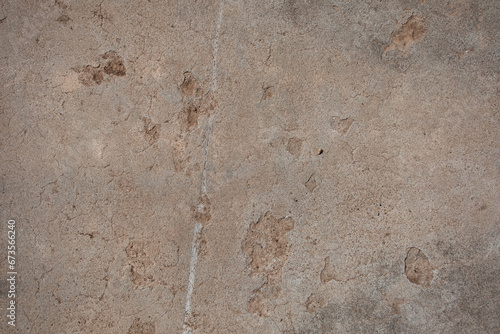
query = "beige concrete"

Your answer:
(1, 0), (499, 333)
